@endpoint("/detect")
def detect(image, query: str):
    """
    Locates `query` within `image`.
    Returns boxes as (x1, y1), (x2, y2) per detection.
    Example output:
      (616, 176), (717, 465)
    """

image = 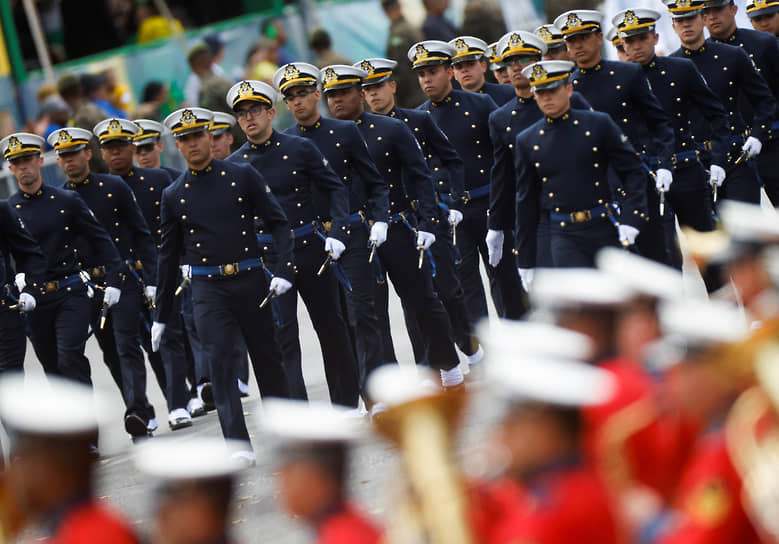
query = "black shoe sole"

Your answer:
(125, 414), (148, 437)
